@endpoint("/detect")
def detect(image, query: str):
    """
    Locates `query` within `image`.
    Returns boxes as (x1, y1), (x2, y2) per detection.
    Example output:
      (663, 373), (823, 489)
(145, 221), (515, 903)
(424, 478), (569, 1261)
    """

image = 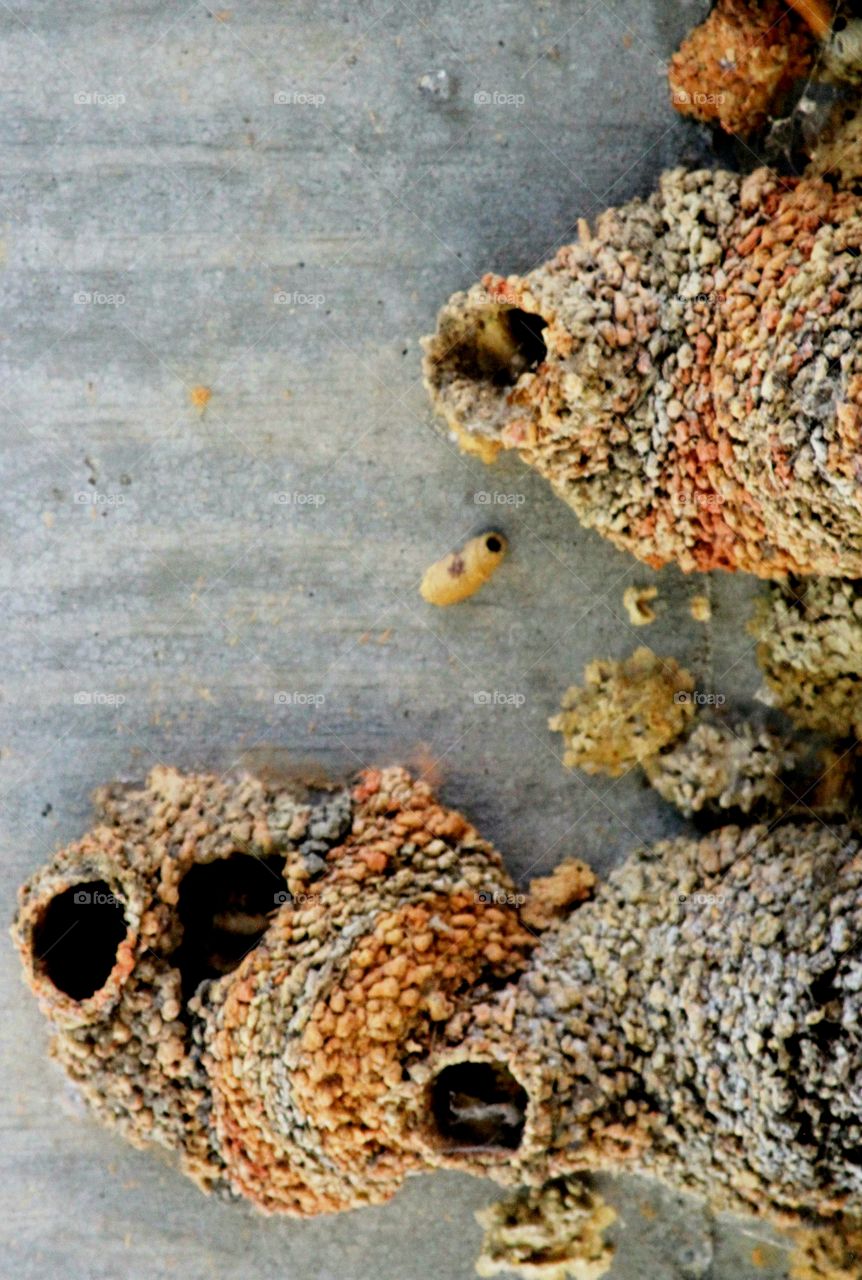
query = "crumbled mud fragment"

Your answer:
(751, 577), (862, 735)
(475, 1178), (615, 1280)
(643, 720), (795, 818)
(549, 649), (695, 776)
(622, 585), (657, 627)
(521, 859), (596, 930)
(669, 0), (816, 136)
(189, 385), (212, 413)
